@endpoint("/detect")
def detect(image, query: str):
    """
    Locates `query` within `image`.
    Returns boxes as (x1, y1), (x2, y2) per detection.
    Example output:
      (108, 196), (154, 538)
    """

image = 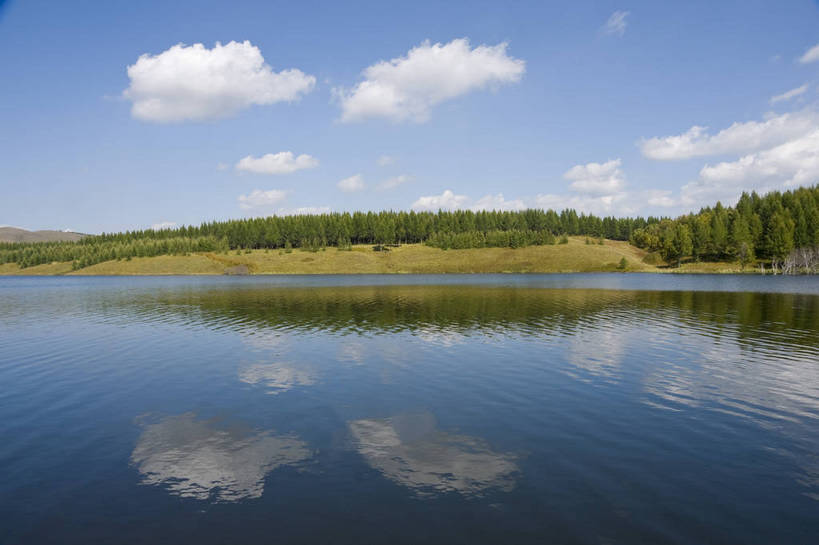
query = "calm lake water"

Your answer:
(1, 274), (818, 544)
